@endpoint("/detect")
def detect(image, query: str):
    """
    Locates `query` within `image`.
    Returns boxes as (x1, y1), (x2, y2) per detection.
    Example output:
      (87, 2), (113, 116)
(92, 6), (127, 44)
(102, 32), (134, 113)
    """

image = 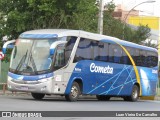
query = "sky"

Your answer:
(104, 0), (160, 17)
